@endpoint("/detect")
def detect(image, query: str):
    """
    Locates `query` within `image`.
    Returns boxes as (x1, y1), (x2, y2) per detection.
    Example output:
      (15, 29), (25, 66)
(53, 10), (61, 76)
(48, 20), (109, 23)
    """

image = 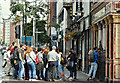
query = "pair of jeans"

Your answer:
(24, 62), (29, 79)
(43, 68), (46, 78)
(69, 64), (76, 78)
(70, 70), (73, 77)
(56, 66), (59, 77)
(36, 70), (43, 79)
(88, 62), (98, 79)
(13, 64), (18, 79)
(27, 62), (36, 79)
(18, 61), (24, 79)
